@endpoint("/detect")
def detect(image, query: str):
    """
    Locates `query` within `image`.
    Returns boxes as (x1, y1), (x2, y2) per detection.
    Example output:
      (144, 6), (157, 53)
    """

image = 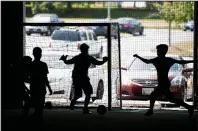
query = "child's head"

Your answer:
(80, 43), (89, 54)
(33, 47), (42, 60)
(23, 56), (32, 65)
(156, 44), (168, 57)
